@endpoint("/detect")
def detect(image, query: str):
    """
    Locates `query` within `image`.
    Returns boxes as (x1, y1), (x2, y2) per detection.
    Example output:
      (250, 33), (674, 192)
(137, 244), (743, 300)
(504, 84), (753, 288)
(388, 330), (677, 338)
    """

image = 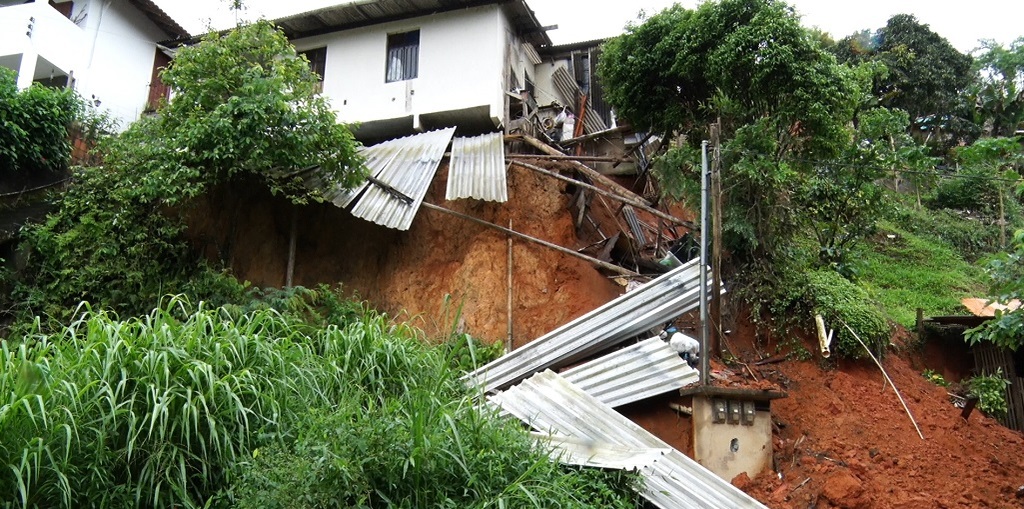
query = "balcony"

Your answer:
(0, 1), (87, 88)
